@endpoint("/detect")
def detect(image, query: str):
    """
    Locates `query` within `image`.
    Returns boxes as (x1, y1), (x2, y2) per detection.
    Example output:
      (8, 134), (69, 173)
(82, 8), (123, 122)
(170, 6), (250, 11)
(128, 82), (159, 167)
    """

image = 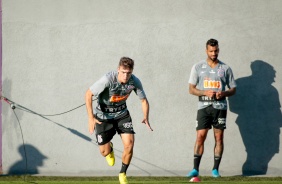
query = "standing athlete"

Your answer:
(85, 57), (153, 184)
(187, 39), (236, 177)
